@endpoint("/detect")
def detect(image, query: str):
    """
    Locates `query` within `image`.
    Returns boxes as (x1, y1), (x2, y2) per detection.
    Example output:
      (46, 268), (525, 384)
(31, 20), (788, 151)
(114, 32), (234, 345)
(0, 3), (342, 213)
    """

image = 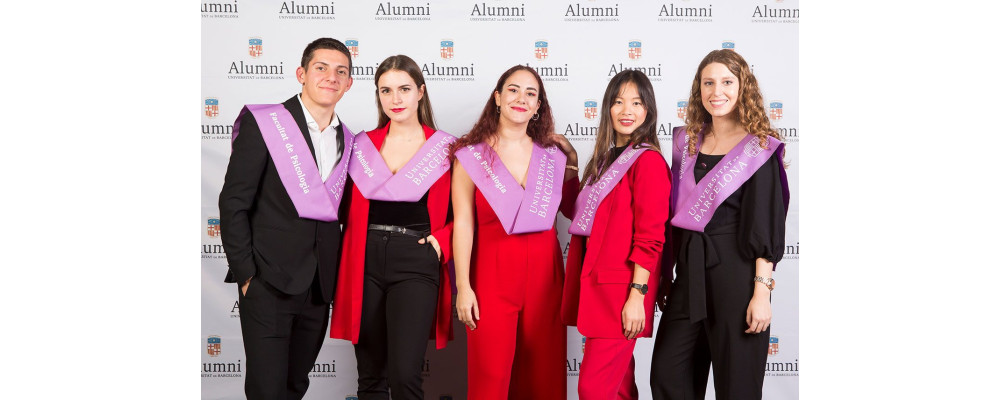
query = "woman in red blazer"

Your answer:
(329, 55), (454, 400)
(561, 70), (670, 400)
